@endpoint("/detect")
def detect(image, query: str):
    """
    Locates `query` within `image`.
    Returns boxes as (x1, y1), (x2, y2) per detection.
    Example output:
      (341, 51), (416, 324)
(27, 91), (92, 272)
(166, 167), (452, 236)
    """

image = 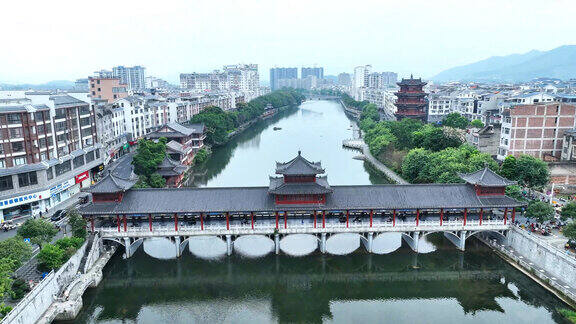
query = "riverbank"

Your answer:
(342, 139), (407, 184)
(479, 227), (576, 309)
